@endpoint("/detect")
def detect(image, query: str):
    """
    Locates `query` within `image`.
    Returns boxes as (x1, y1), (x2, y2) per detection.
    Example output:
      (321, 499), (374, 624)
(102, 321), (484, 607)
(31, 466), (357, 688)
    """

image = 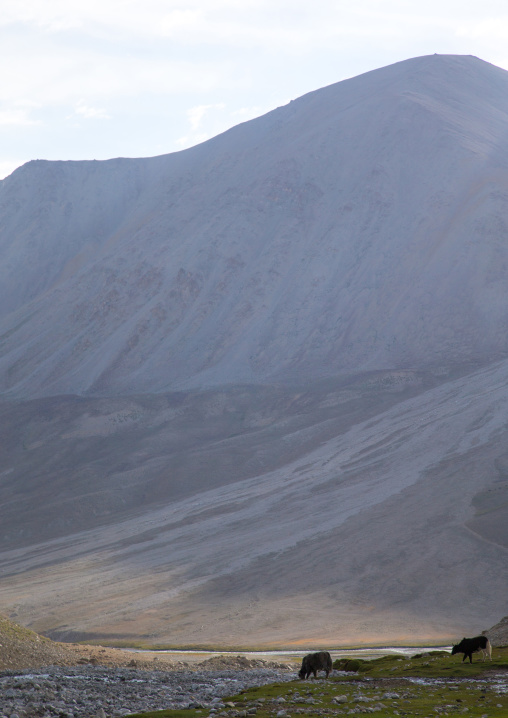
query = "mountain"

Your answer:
(486, 616), (508, 647)
(0, 54), (507, 646)
(3, 54), (508, 397)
